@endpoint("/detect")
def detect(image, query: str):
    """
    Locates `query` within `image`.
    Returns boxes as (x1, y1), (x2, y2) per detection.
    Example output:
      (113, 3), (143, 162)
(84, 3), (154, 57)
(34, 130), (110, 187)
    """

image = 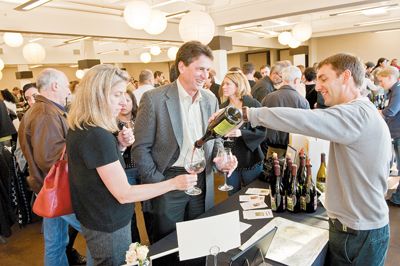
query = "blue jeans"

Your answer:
(327, 222), (389, 266)
(227, 163), (263, 195)
(43, 214), (92, 266)
(391, 138), (400, 204)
